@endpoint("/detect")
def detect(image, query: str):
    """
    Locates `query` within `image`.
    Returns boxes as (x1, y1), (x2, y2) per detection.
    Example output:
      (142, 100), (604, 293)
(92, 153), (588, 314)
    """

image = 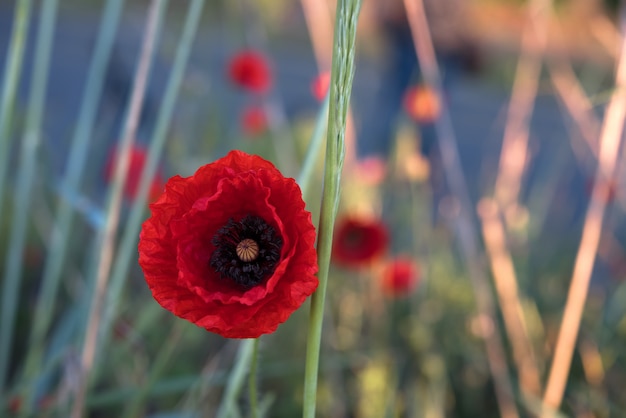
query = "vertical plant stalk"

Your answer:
(493, 0), (551, 215)
(71, 1), (166, 416)
(478, 198), (541, 397)
(542, 15), (626, 414)
(96, 0), (205, 368)
(0, 0), (33, 223)
(0, 0), (49, 393)
(248, 338), (260, 418)
(217, 339), (255, 418)
(22, 0), (125, 394)
(299, 0), (357, 167)
(302, 0), (361, 416)
(402, 0), (519, 417)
